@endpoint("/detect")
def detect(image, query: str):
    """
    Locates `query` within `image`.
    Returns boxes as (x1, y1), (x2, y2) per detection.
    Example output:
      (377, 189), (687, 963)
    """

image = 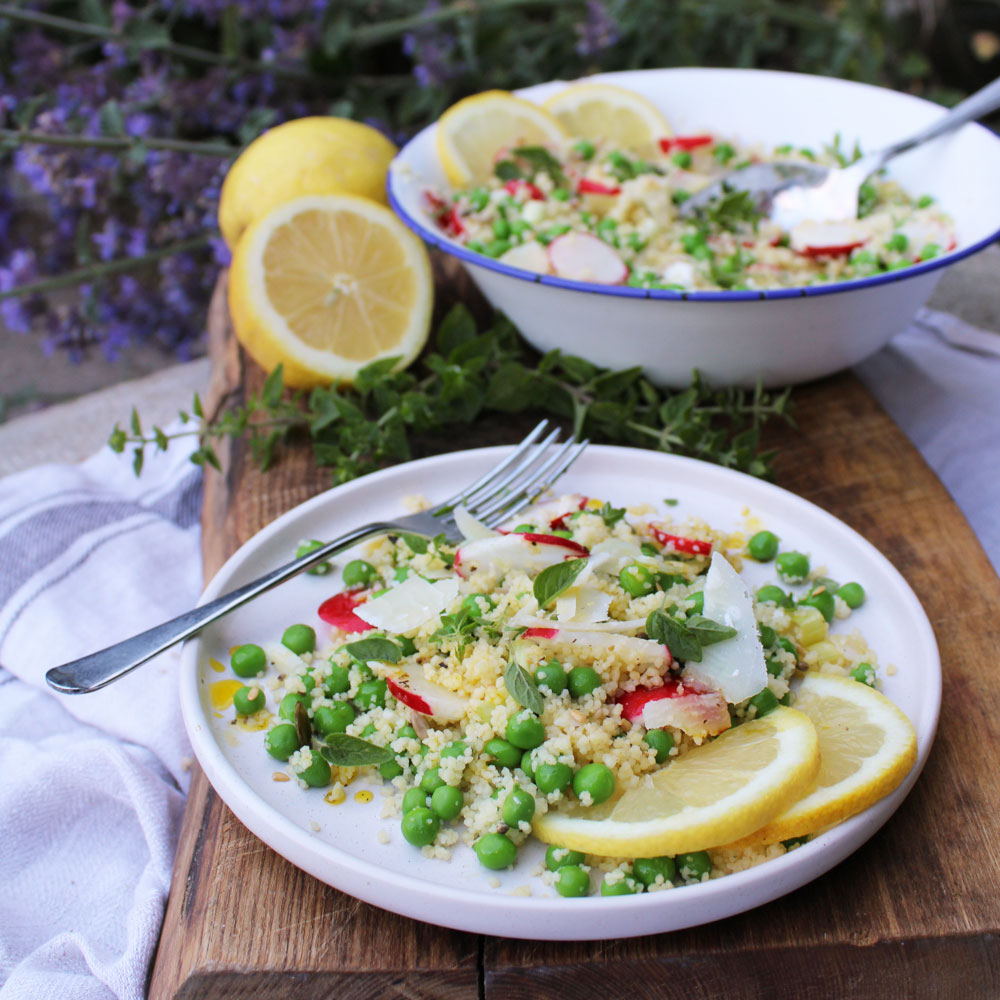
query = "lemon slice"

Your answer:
(218, 117), (397, 249)
(729, 673), (918, 847)
(228, 194), (433, 388)
(533, 707), (819, 857)
(543, 82), (671, 154)
(436, 90), (568, 186)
